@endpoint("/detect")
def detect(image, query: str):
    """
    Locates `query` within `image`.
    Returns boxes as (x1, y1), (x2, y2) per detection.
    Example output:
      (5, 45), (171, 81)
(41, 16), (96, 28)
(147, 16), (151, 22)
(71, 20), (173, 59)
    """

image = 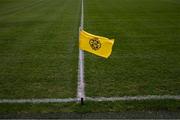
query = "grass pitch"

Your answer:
(0, 0), (179, 114)
(0, 0), (80, 98)
(84, 0), (180, 97)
